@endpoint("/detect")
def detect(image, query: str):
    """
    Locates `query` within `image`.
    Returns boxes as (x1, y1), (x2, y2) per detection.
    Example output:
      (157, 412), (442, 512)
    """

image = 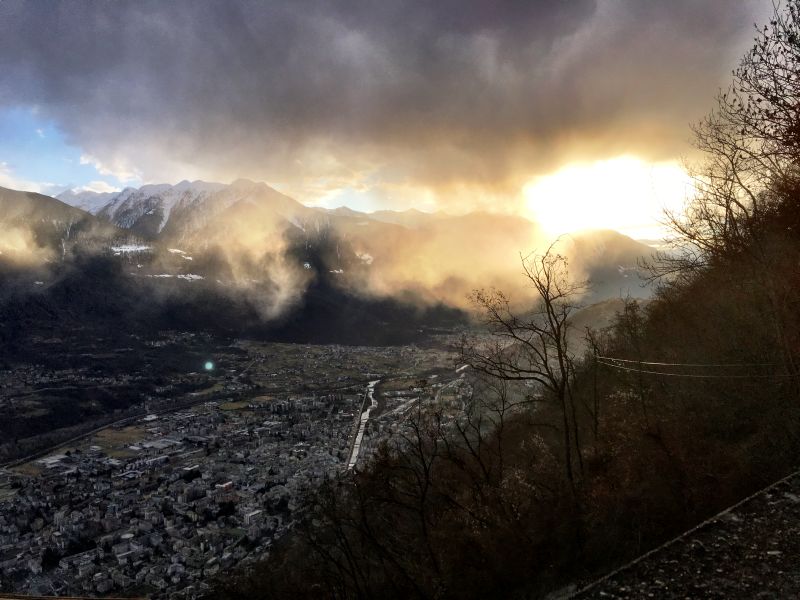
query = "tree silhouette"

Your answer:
(462, 244), (587, 492)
